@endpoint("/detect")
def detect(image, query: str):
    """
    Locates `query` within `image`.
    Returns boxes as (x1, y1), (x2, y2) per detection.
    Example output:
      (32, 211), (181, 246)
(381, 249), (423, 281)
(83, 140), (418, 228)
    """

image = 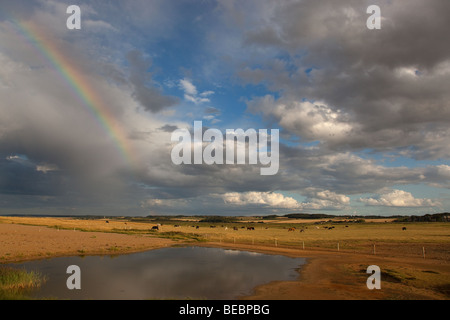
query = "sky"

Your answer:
(0, 0), (449, 216)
